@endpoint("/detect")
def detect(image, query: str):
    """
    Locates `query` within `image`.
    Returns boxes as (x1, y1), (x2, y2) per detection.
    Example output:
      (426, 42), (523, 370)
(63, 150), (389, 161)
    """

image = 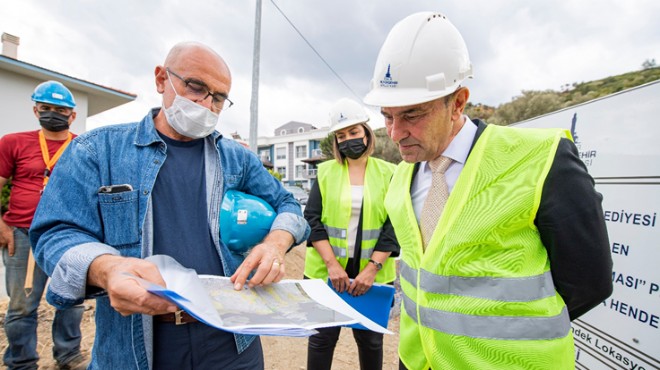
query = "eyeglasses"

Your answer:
(166, 68), (234, 110)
